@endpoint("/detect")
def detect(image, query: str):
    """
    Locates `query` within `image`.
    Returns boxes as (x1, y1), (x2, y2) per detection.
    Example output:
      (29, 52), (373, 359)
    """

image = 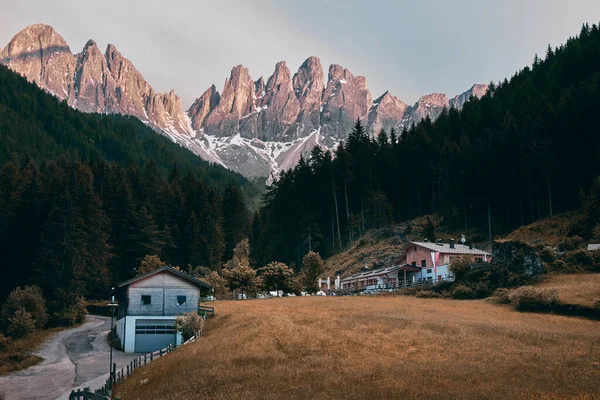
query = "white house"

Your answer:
(114, 266), (212, 353)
